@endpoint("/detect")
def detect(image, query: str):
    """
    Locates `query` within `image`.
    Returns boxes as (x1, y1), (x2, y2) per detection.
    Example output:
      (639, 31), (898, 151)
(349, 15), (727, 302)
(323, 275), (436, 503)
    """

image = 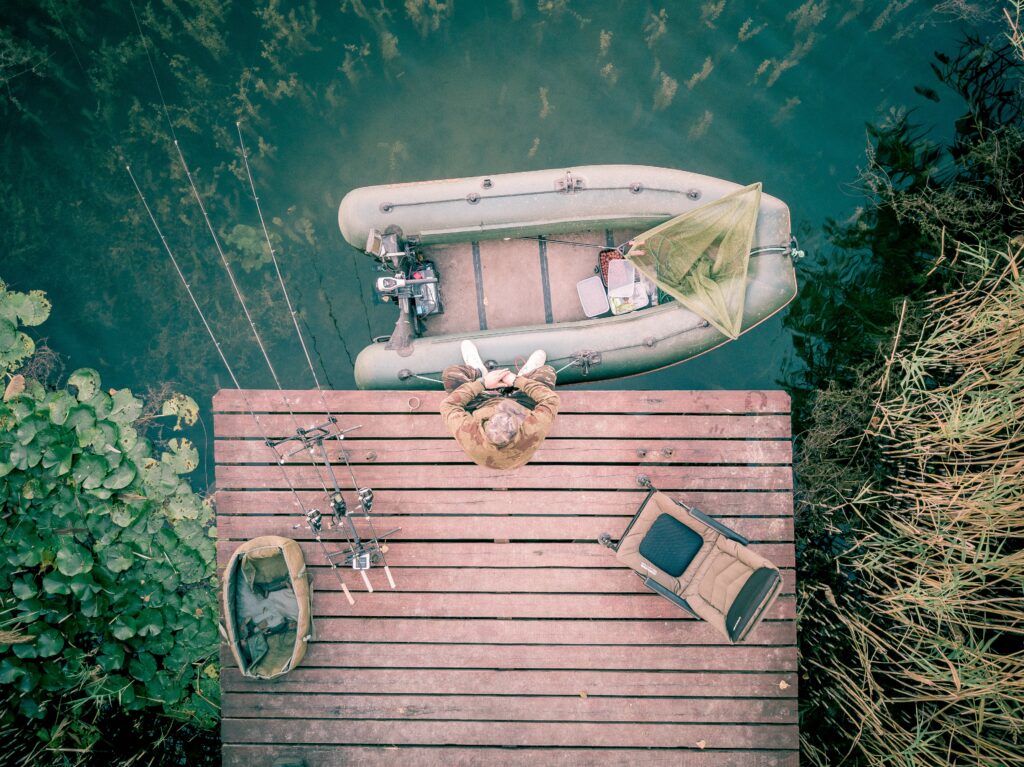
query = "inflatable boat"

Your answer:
(338, 165), (798, 389)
